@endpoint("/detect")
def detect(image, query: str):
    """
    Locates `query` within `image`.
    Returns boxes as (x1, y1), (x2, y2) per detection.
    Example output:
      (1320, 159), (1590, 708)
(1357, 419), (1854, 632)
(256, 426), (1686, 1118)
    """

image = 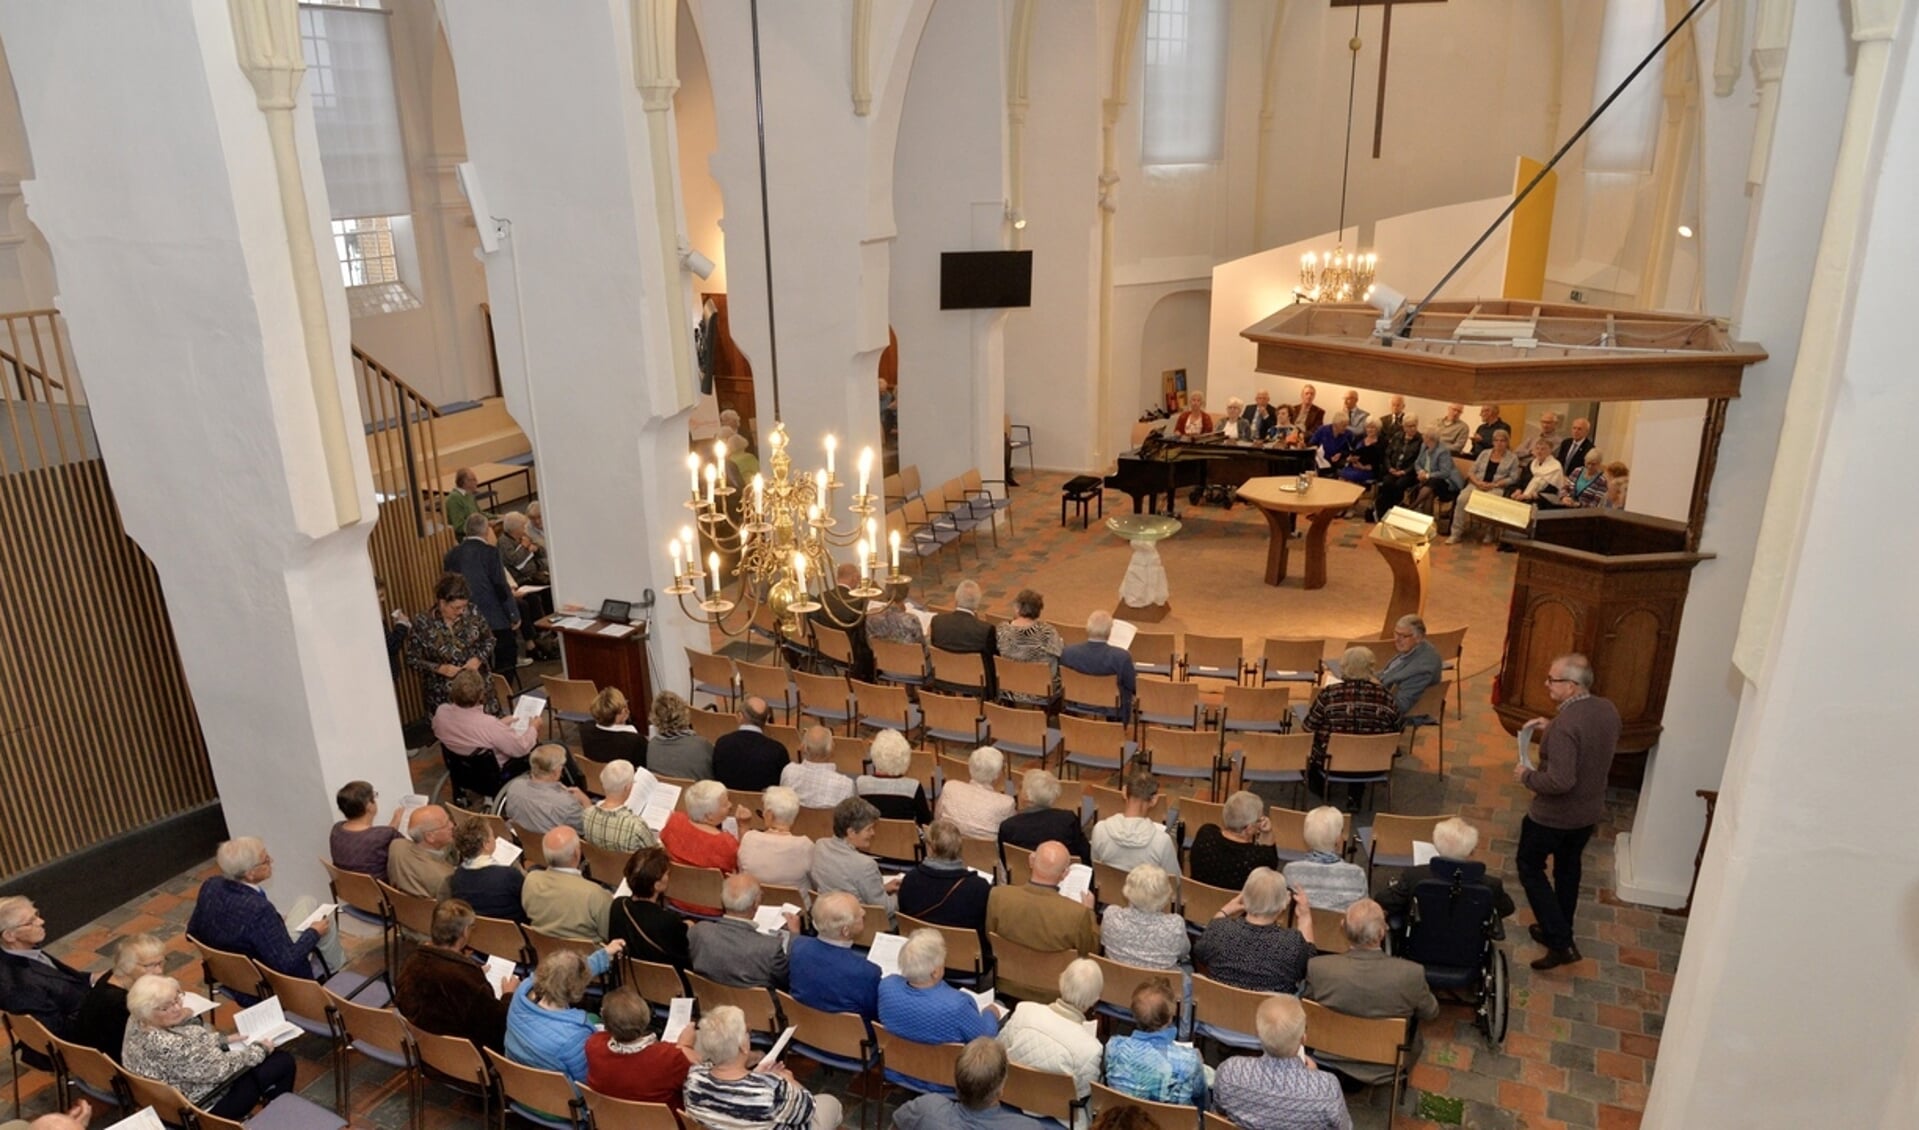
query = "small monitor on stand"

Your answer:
(598, 598), (632, 625)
